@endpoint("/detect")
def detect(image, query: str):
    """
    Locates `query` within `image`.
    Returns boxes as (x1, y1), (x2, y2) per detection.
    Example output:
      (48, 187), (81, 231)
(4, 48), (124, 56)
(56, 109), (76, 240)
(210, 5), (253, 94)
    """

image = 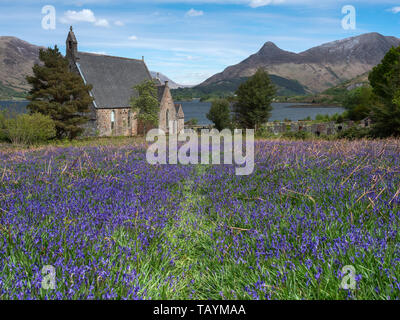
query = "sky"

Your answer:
(1, 0), (400, 85)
